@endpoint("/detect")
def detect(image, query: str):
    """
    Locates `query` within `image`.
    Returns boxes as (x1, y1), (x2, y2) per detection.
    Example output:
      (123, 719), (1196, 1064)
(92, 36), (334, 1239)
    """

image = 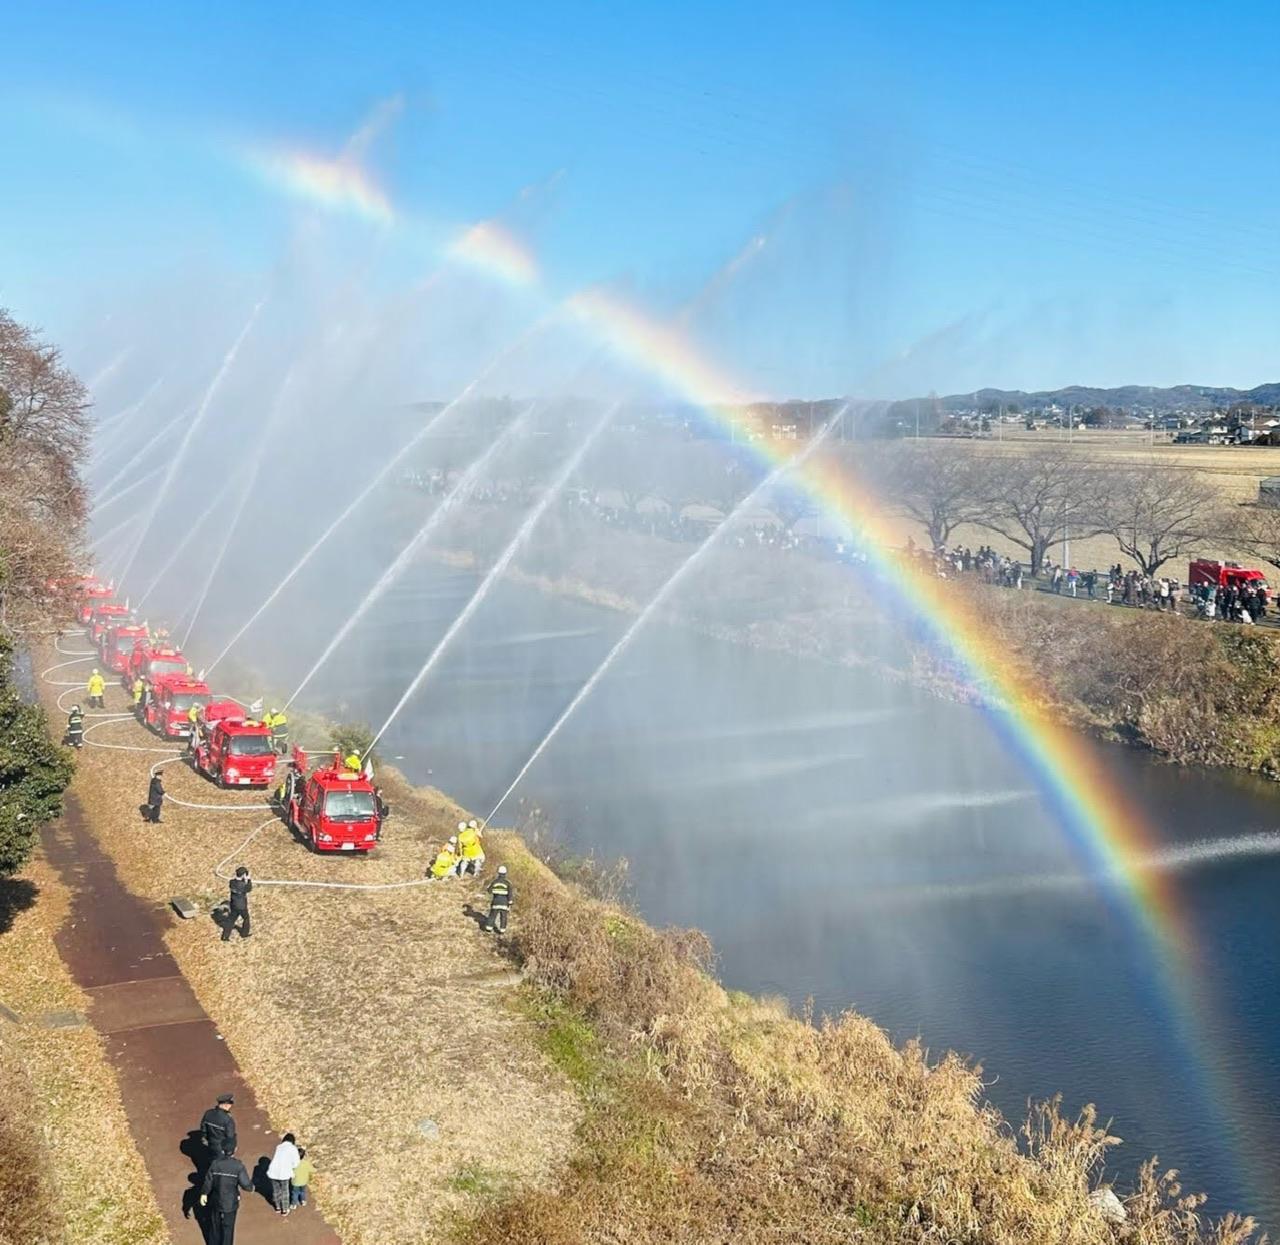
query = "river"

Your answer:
(227, 562), (1280, 1228)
